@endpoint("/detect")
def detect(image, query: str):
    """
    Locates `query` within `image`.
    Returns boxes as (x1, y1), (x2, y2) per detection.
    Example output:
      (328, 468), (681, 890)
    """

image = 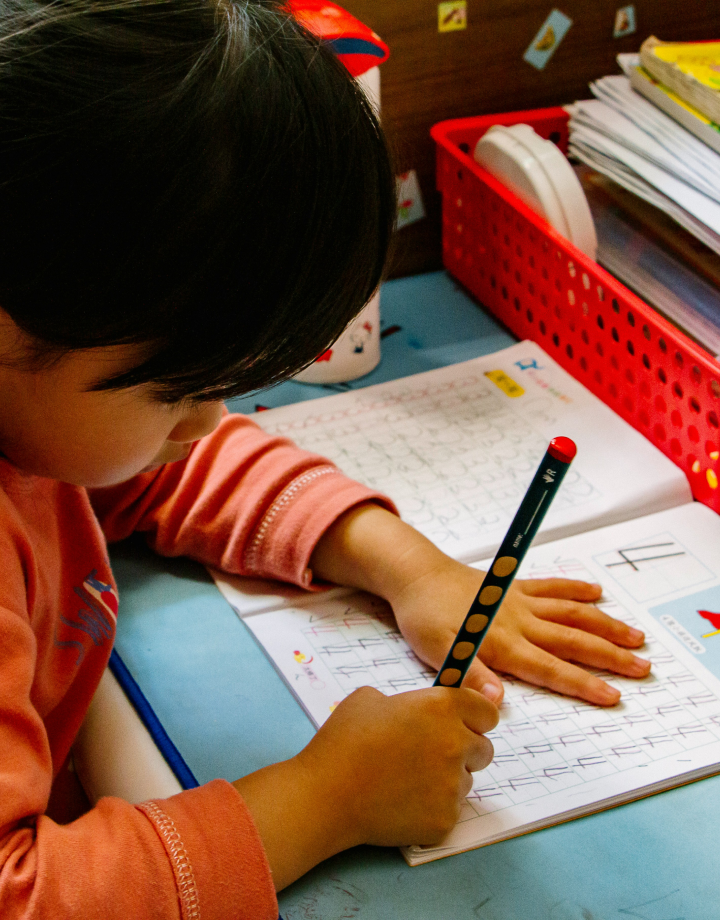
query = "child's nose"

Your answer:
(166, 401), (224, 443)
